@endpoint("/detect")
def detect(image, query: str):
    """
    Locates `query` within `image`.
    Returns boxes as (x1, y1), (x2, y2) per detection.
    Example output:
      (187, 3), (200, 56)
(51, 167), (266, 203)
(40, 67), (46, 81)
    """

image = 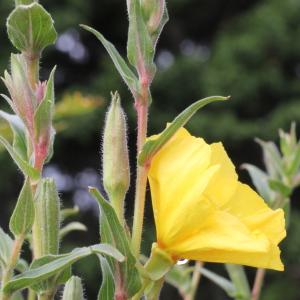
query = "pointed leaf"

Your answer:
(59, 222), (87, 240)
(242, 163), (275, 204)
(200, 267), (236, 298)
(0, 135), (40, 180)
(3, 244), (123, 294)
(80, 25), (139, 96)
(98, 256), (115, 300)
(89, 187), (142, 297)
(0, 111), (27, 161)
(9, 178), (35, 236)
(7, 3), (57, 53)
(138, 96), (229, 165)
